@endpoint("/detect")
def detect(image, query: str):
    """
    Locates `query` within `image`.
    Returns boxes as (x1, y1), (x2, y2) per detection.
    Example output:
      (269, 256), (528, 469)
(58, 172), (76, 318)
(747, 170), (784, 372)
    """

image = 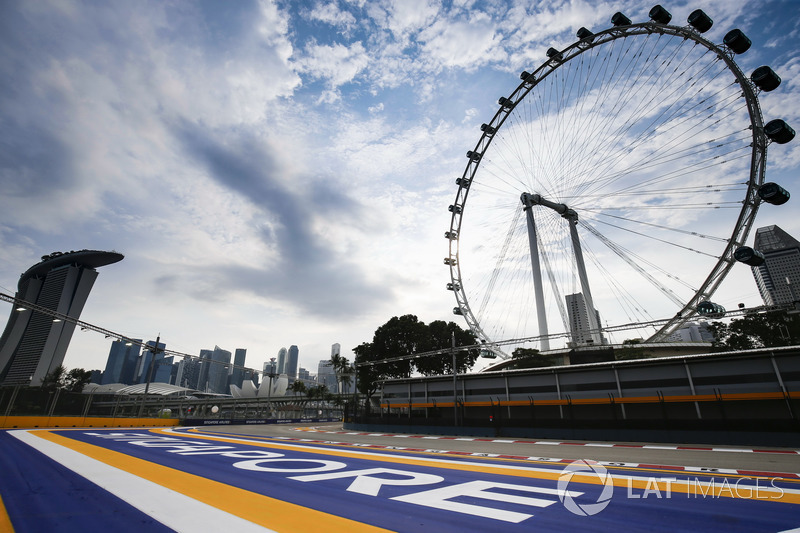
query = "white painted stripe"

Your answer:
(10, 430), (273, 533)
